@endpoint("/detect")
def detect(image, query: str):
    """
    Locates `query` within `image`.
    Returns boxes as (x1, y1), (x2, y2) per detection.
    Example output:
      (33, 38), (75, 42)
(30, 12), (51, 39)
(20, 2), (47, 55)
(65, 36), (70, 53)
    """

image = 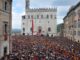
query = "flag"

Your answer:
(32, 16), (34, 35)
